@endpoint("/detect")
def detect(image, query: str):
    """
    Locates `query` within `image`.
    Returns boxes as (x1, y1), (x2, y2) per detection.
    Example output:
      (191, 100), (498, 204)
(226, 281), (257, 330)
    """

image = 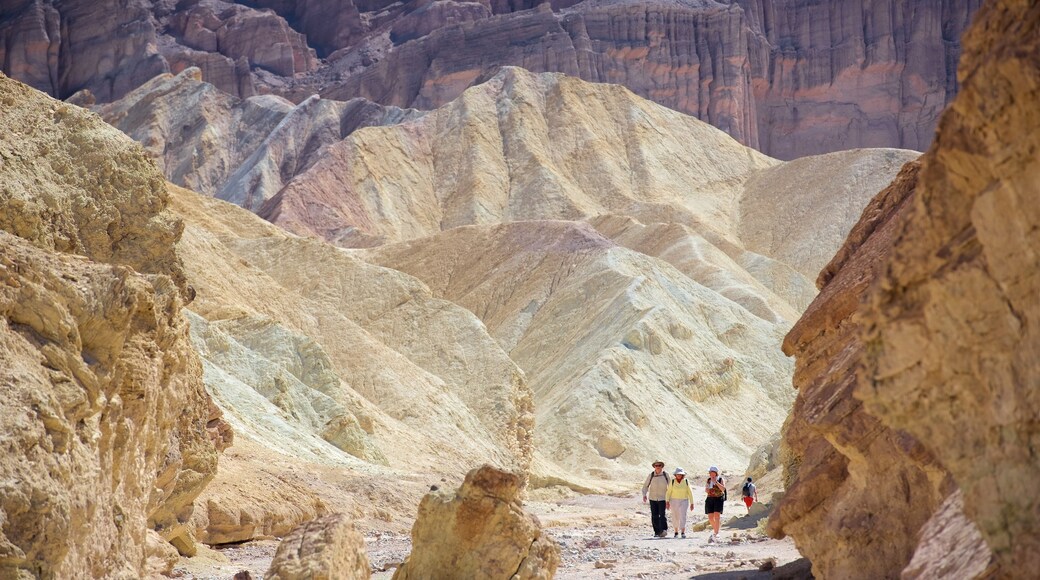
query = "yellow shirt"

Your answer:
(666, 478), (694, 501)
